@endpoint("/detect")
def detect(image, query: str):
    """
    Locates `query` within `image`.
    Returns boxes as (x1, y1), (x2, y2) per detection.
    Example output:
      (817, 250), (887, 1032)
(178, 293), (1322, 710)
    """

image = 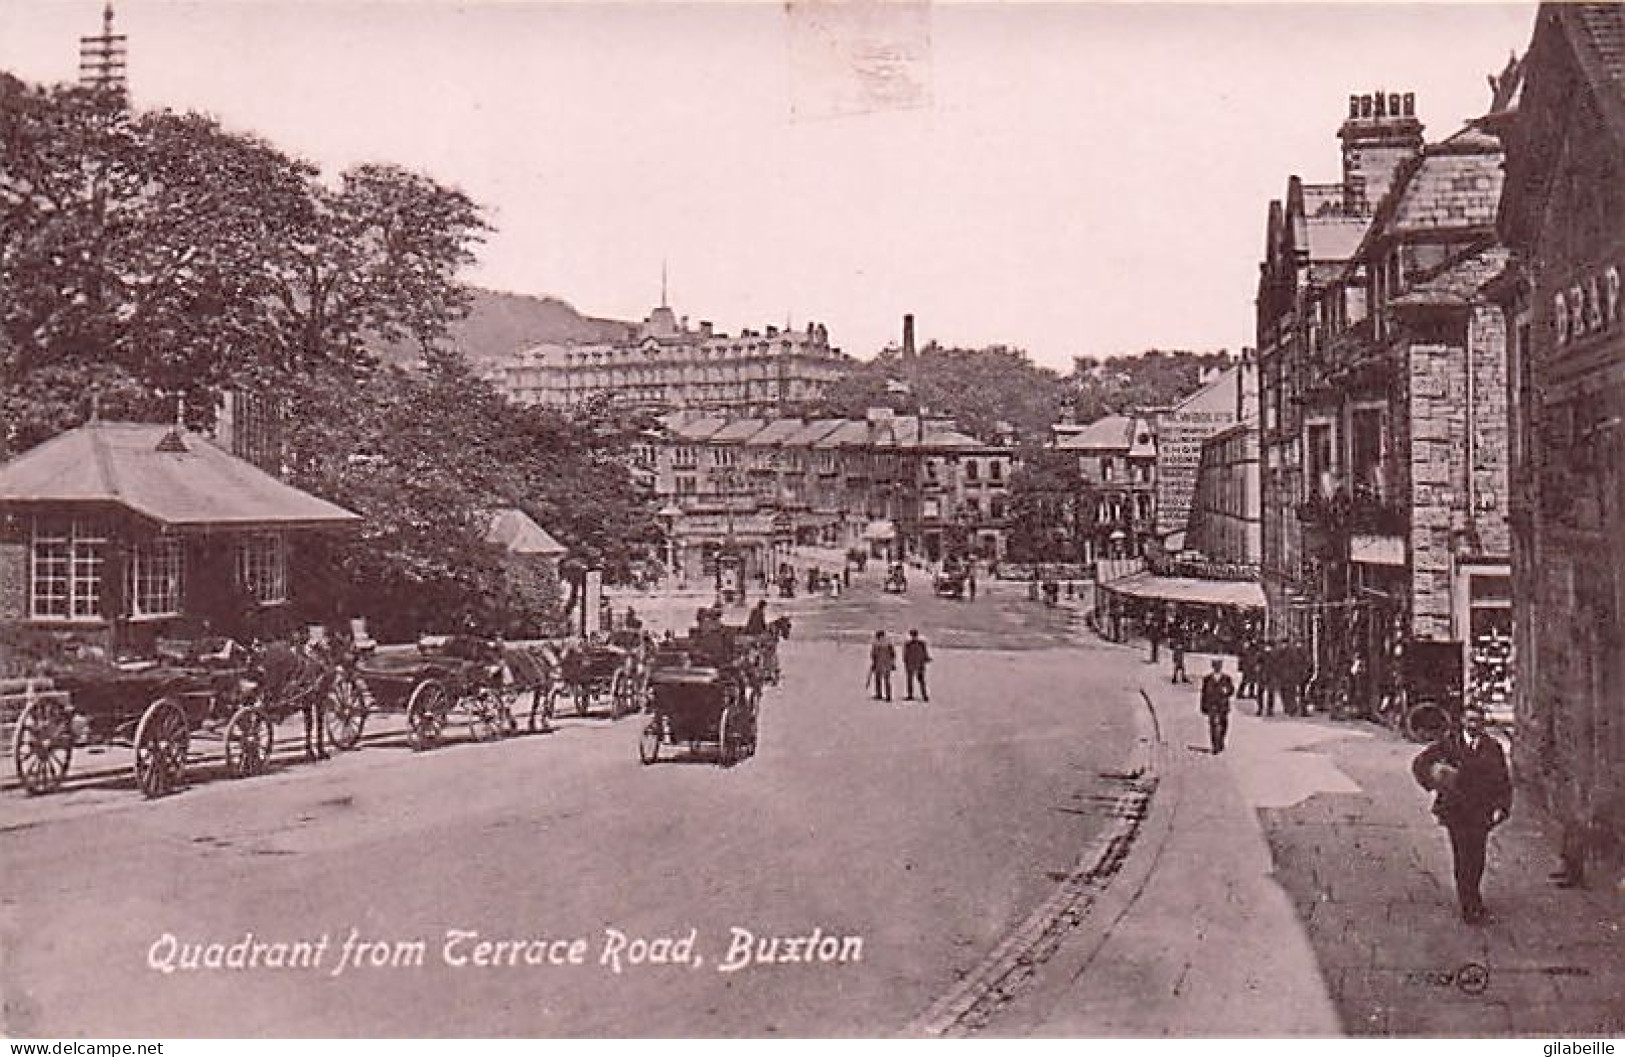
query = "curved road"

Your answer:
(1, 581), (1148, 1037)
